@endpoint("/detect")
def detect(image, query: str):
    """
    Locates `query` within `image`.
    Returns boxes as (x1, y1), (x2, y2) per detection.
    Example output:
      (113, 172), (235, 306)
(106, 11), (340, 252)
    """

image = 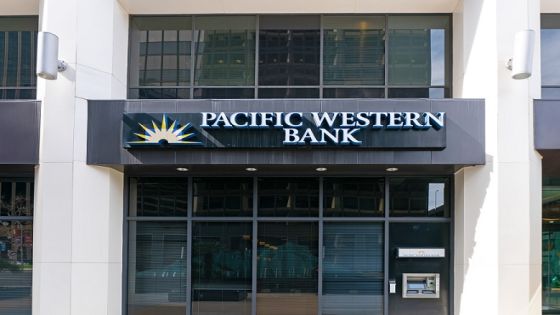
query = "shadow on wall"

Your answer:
(455, 153), (494, 314)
